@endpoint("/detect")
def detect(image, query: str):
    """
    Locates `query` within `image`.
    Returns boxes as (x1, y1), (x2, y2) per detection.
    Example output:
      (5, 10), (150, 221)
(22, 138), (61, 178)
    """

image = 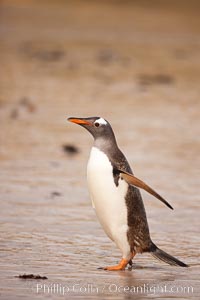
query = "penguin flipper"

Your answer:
(119, 170), (173, 210)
